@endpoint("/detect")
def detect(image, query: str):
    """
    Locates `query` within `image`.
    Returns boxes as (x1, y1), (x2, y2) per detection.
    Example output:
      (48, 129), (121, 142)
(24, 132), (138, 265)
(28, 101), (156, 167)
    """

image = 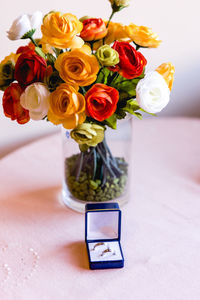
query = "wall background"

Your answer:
(0, 0), (200, 157)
